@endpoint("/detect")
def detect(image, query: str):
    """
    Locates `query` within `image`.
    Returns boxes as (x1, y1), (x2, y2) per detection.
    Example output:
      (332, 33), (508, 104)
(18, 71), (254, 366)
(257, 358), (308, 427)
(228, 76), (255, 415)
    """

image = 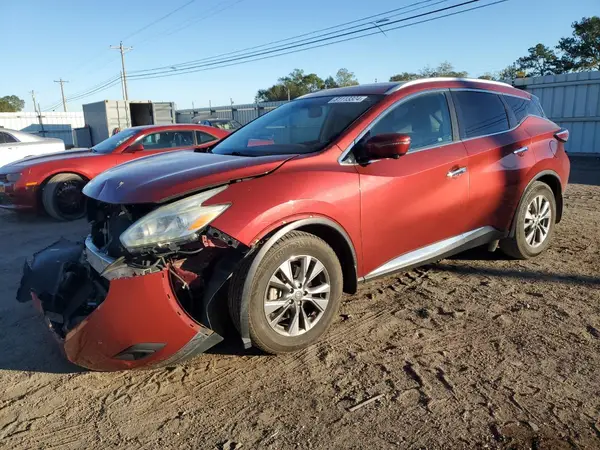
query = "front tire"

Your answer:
(42, 173), (87, 221)
(500, 181), (556, 259)
(228, 231), (343, 354)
